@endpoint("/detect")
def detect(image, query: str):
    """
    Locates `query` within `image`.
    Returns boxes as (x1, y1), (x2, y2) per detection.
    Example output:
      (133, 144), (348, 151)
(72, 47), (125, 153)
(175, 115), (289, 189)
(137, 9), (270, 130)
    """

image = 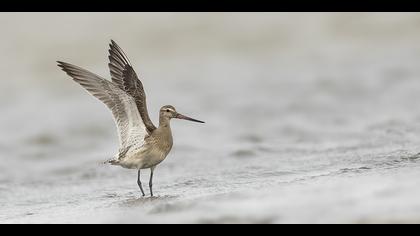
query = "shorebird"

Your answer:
(57, 40), (204, 197)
